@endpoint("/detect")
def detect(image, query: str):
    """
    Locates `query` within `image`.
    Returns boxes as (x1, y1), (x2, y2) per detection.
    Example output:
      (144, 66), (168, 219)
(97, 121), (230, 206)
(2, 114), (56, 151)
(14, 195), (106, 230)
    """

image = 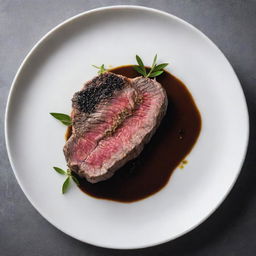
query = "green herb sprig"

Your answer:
(92, 64), (107, 74)
(50, 113), (72, 126)
(53, 167), (80, 194)
(133, 54), (168, 78)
